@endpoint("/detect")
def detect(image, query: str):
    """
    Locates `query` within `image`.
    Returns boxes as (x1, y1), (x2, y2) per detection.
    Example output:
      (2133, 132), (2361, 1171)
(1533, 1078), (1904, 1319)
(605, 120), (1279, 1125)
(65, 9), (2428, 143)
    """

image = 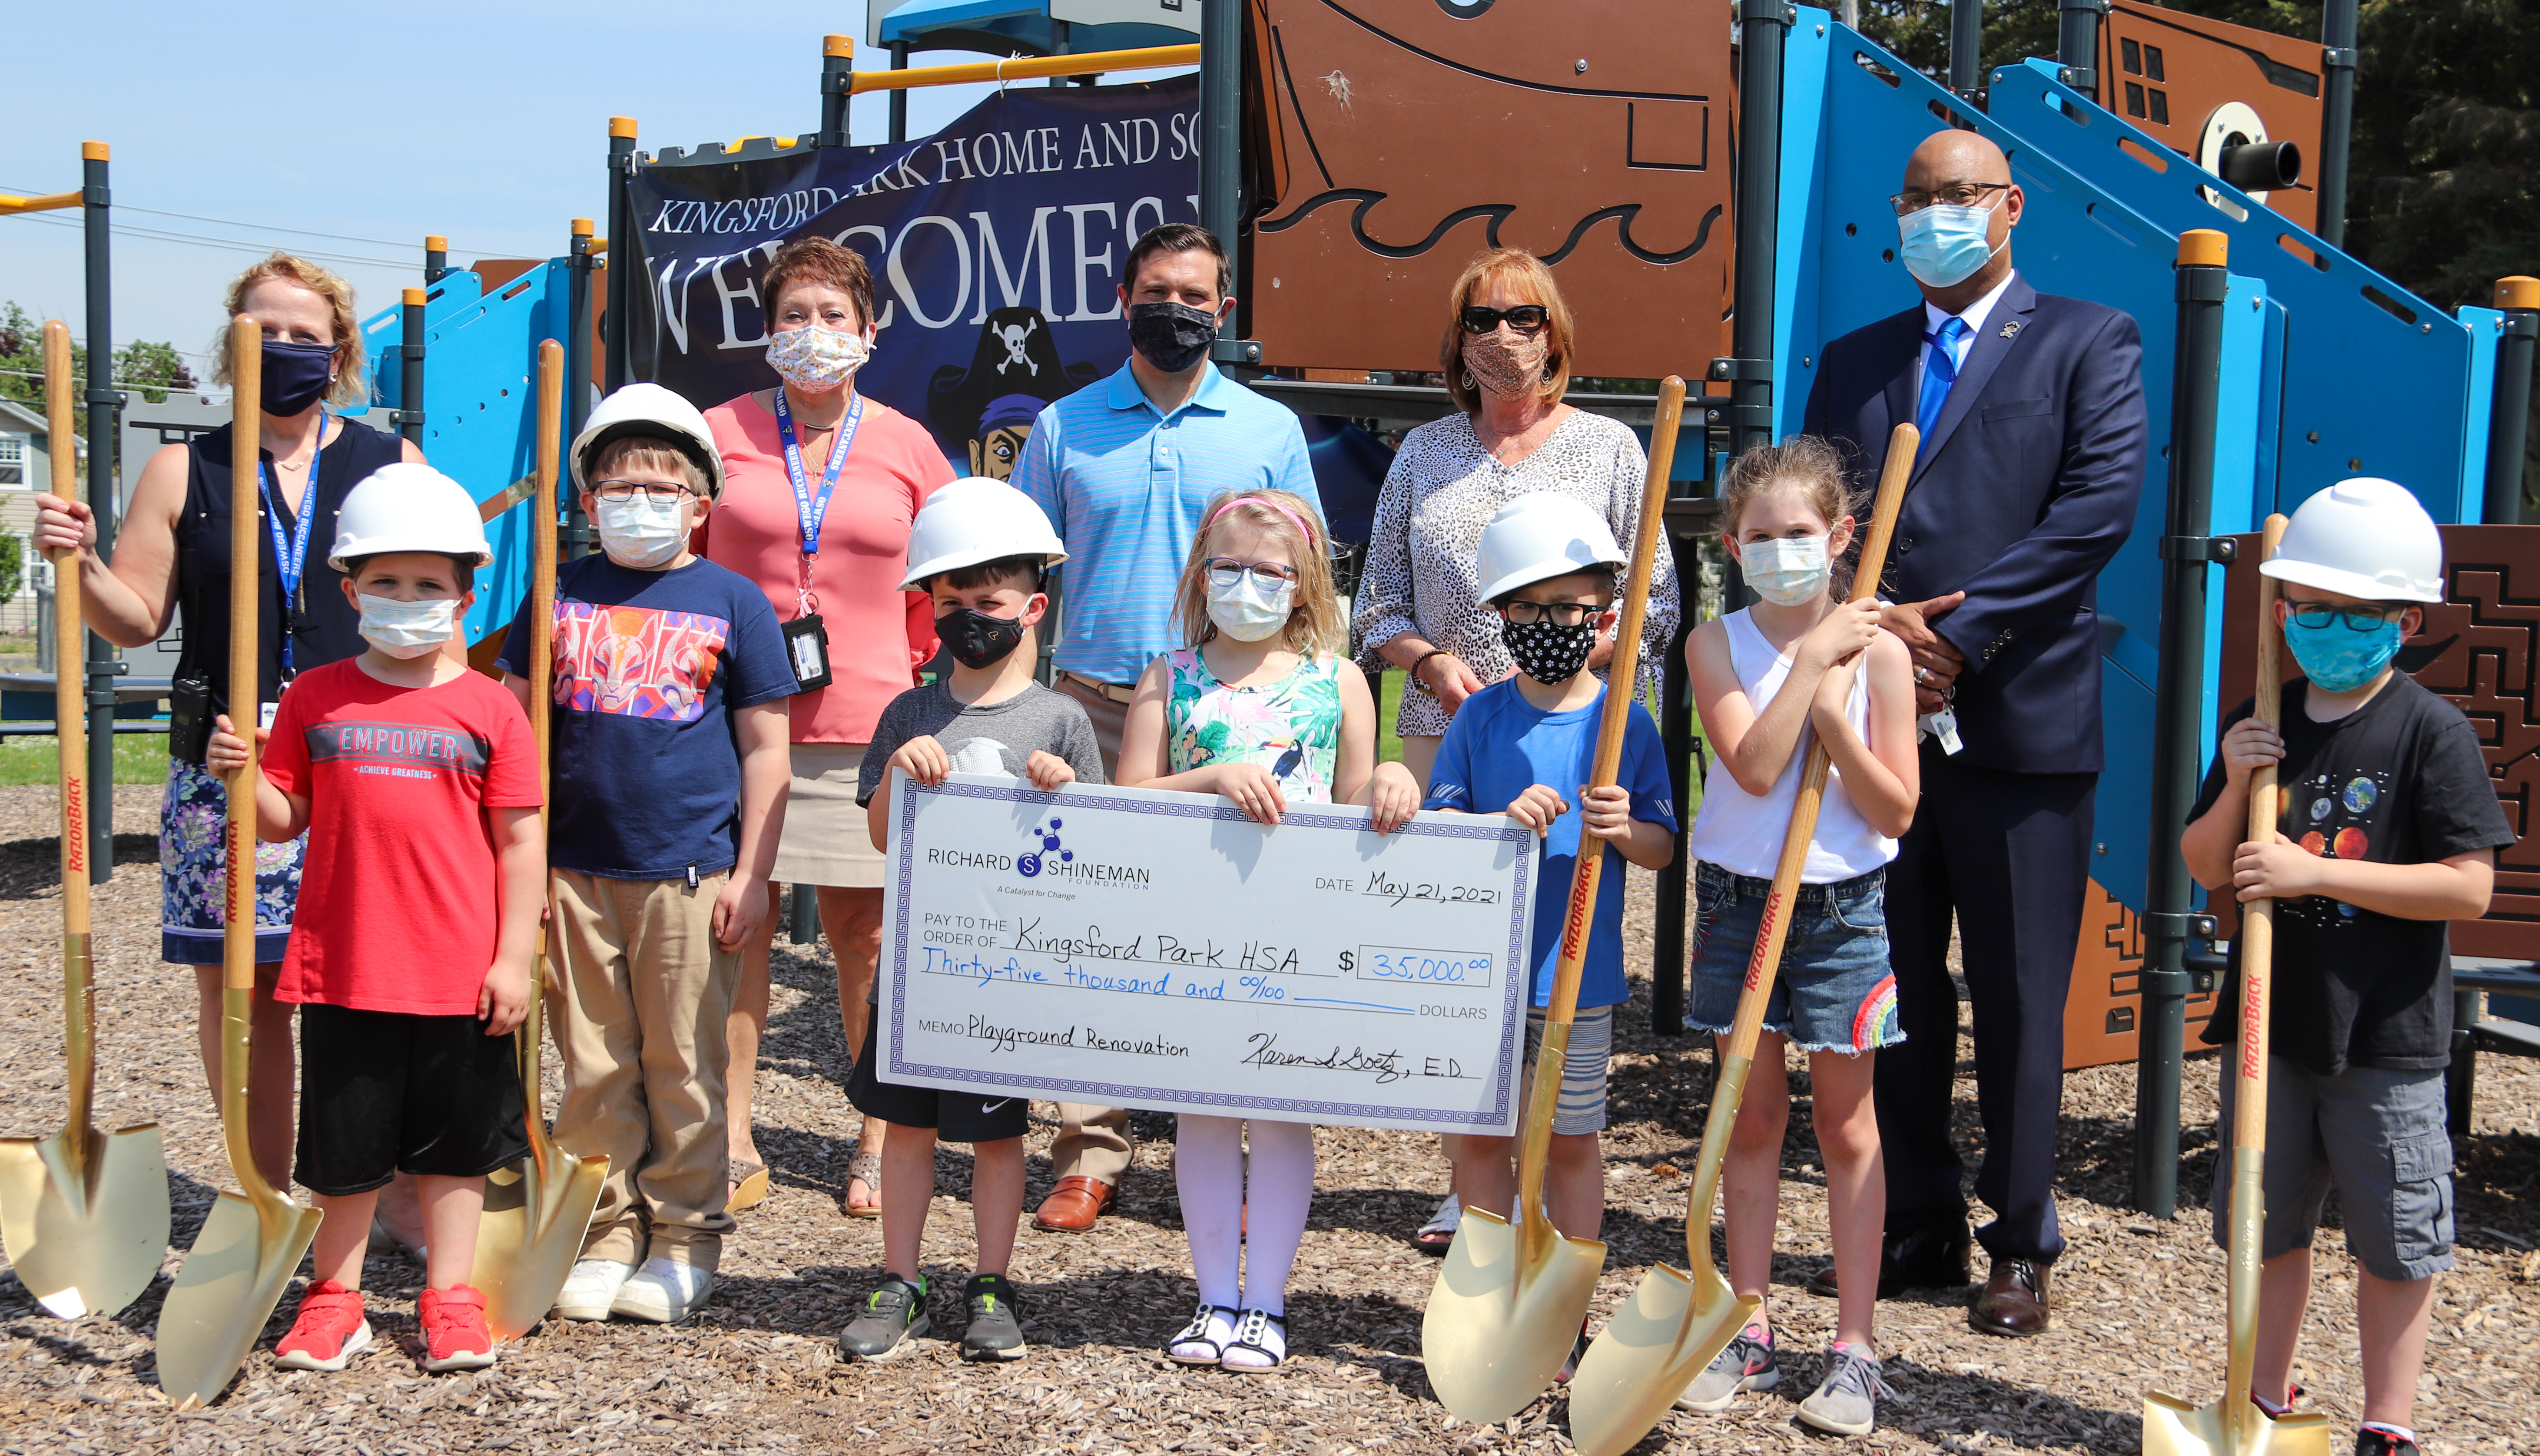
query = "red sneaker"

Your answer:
(274, 1280), (371, 1371)
(418, 1284), (497, 1372)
